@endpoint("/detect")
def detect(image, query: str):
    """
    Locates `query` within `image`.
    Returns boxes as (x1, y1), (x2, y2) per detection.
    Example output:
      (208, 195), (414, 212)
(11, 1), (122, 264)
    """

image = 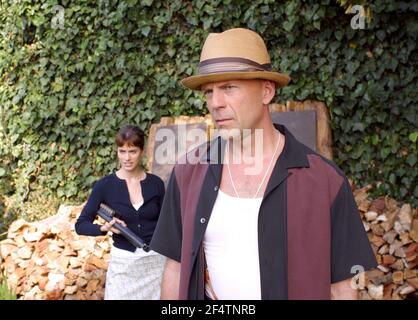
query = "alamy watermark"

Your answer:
(350, 264), (365, 290)
(154, 126), (266, 175)
(51, 5), (65, 30)
(350, 5), (366, 30)
(50, 2), (112, 30)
